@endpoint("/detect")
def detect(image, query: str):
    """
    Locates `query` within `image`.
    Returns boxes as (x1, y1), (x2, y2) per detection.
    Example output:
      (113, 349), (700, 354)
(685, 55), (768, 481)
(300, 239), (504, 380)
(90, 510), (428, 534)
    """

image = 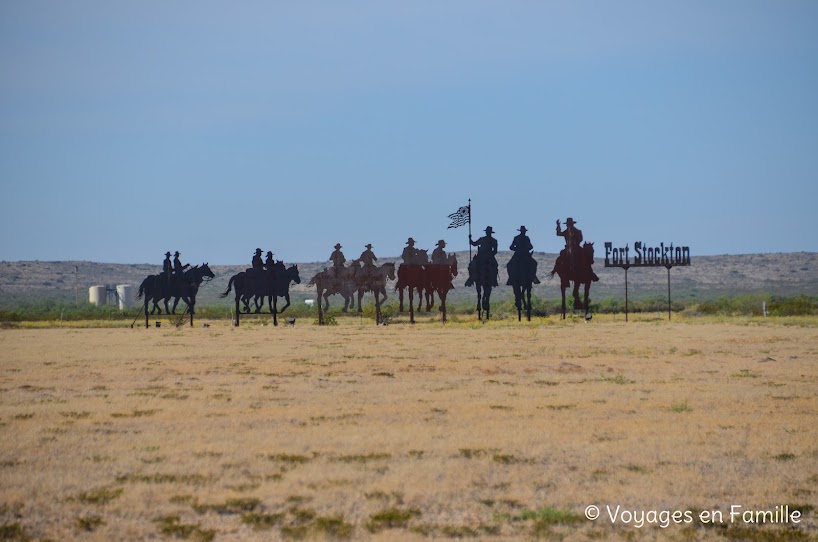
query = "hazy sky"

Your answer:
(1, 1), (816, 264)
